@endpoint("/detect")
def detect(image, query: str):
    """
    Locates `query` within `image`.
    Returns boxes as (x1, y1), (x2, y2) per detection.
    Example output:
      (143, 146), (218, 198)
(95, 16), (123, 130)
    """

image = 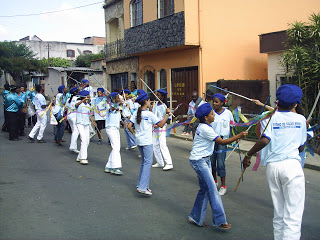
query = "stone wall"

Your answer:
(105, 57), (139, 90)
(124, 12), (185, 55)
